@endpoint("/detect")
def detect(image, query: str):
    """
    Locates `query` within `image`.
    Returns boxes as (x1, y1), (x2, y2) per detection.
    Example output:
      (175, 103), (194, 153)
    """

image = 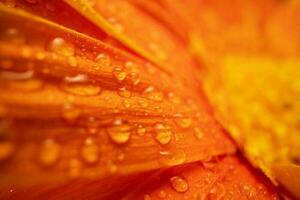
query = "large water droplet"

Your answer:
(0, 141), (14, 161)
(107, 119), (131, 144)
(39, 139), (60, 166)
(174, 117), (192, 128)
(48, 37), (75, 57)
(154, 123), (172, 145)
(95, 53), (111, 66)
(170, 176), (189, 193)
(113, 67), (127, 82)
(81, 138), (99, 164)
(159, 150), (187, 166)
